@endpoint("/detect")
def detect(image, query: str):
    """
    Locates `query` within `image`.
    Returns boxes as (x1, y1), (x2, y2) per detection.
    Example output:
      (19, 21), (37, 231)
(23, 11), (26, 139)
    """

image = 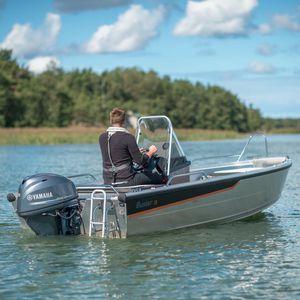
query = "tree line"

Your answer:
(0, 49), (296, 132)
